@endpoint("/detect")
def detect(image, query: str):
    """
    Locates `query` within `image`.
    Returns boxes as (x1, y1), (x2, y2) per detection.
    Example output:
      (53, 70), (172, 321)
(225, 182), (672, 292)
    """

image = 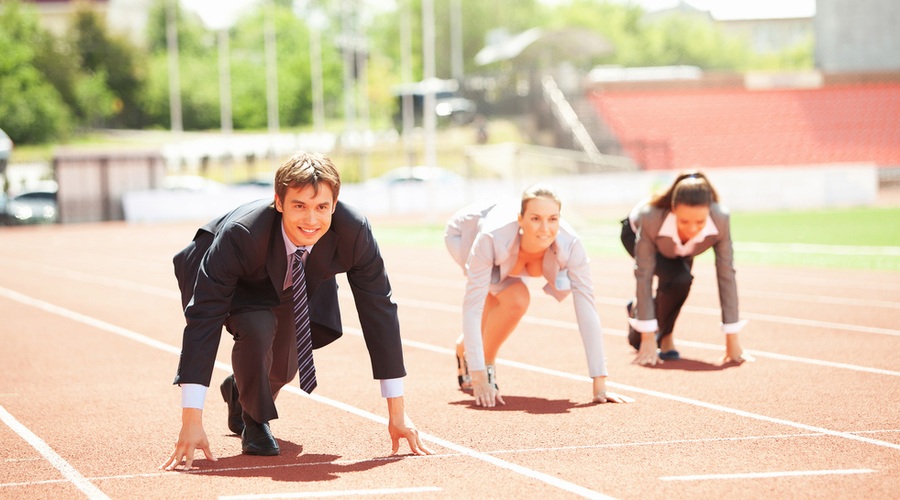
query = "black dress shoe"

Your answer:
(241, 413), (280, 456)
(219, 375), (244, 435)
